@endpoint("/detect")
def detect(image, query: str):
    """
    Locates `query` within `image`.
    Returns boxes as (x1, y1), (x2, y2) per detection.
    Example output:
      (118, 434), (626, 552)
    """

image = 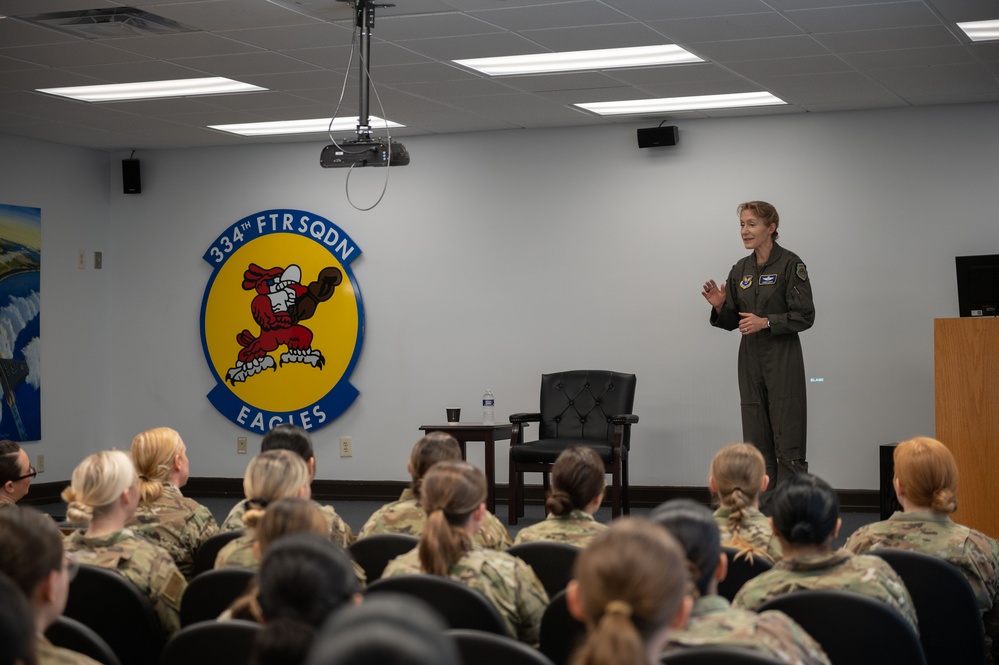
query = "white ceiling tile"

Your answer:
(648, 12), (803, 44)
